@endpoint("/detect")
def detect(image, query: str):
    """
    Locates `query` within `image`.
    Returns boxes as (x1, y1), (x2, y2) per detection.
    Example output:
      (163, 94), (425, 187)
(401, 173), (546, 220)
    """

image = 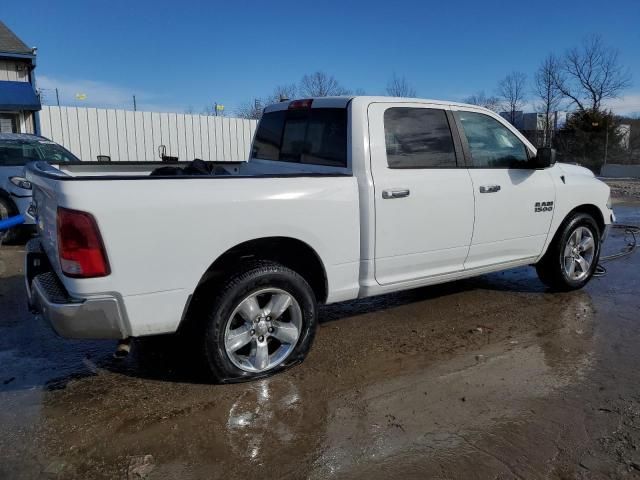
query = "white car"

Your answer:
(24, 96), (614, 382)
